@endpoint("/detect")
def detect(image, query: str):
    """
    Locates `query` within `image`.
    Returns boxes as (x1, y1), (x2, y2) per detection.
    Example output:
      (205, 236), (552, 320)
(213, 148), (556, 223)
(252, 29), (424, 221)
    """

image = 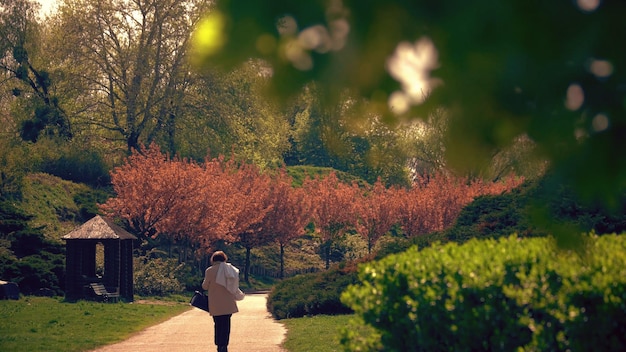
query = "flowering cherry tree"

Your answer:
(353, 179), (401, 254)
(262, 167), (313, 277)
(304, 172), (359, 269)
(397, 173), (524, 237)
